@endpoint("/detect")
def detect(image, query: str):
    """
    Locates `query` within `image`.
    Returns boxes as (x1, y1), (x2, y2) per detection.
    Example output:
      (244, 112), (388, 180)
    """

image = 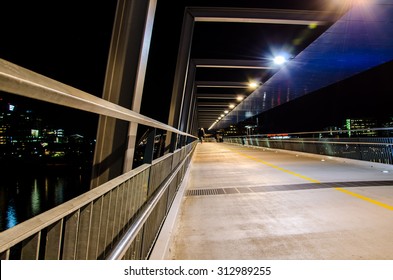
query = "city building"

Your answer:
(0, 95), (94, 165)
